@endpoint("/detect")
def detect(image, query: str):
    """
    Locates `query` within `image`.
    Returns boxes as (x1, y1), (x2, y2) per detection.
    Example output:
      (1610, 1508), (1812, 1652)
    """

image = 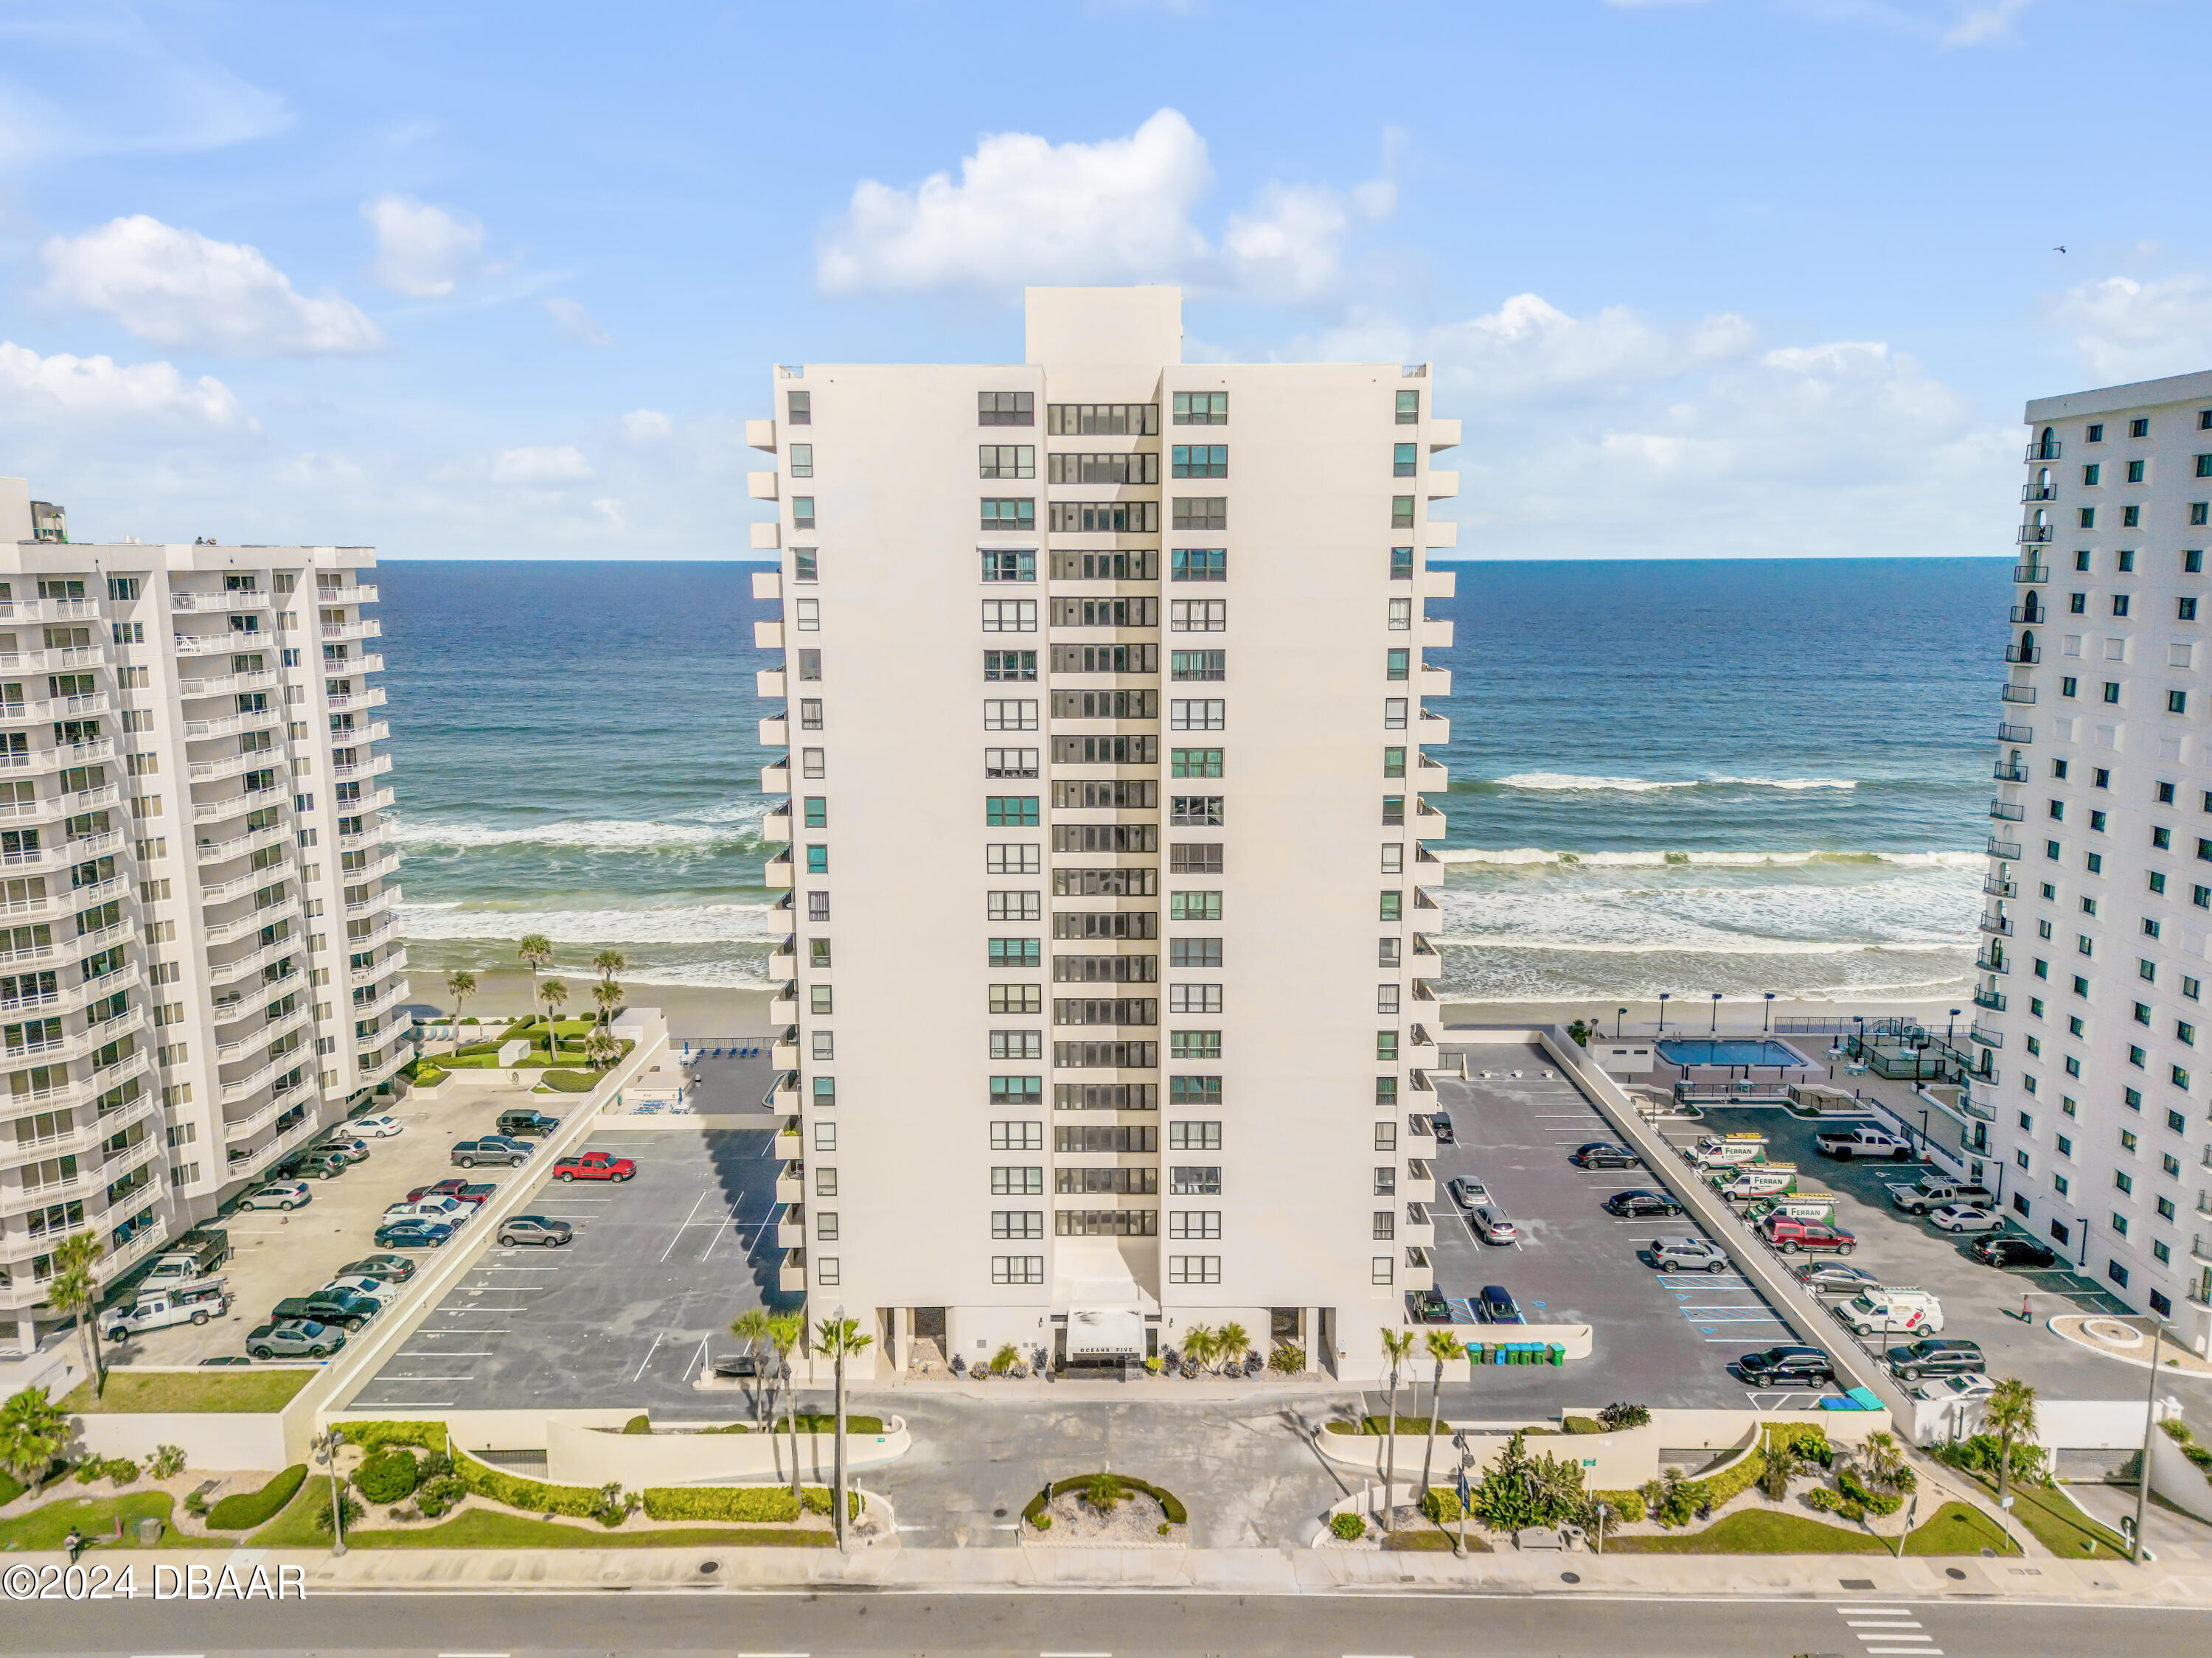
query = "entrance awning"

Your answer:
(1065, 1305), (1145, 1358)
(1054, 1236), (1154, 1357)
